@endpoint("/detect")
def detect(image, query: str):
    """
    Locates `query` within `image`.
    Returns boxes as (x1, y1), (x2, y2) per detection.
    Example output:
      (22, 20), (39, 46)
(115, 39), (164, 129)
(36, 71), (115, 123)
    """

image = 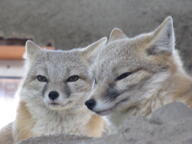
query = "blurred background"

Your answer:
(0, 0), (192, 128)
